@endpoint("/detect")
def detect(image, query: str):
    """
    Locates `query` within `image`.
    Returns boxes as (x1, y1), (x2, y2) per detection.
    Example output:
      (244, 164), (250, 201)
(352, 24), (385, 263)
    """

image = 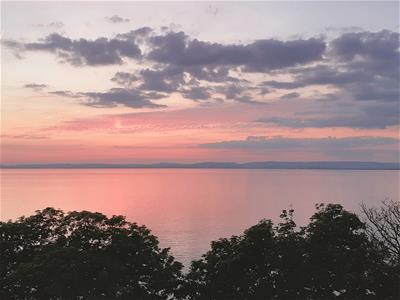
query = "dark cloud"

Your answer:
(148, 31), (325, 71)
(330, 30), (399, 67)
(200, 136), (398, 151)
(48, 88), (166, 109)
(218, 84), (245, 100)
(8, 28), (398, 114)
(182, 86), (211, 101)
(256, 102), (399, 129)
(185, 66), (240, 83)
(106, 15), (130, 23)
(263, 65), (372, 89)
(49, 90), (81, 98)
(82, 88), (167, 108)
(6, 33), (141, 66)
(262, 31), (399, 102)
(139, 67), (185, 92)
(214, 84), (263, 104)
(280, 92), (300, 100)
(24, 83), (47, 91)
(116, 27), (153, 41)
(256, 115), (396, 129)
(111, 72), (139, 86)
